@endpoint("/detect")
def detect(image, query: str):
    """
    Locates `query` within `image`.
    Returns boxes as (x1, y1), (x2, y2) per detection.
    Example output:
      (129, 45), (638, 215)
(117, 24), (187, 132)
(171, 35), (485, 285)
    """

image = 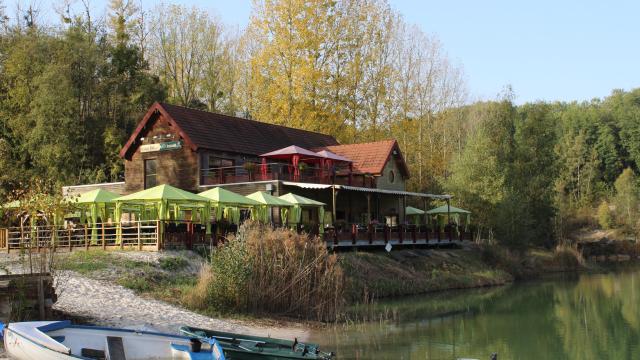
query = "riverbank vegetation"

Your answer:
(48, 227), (587, 322)
(185, 222), (344, 322)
